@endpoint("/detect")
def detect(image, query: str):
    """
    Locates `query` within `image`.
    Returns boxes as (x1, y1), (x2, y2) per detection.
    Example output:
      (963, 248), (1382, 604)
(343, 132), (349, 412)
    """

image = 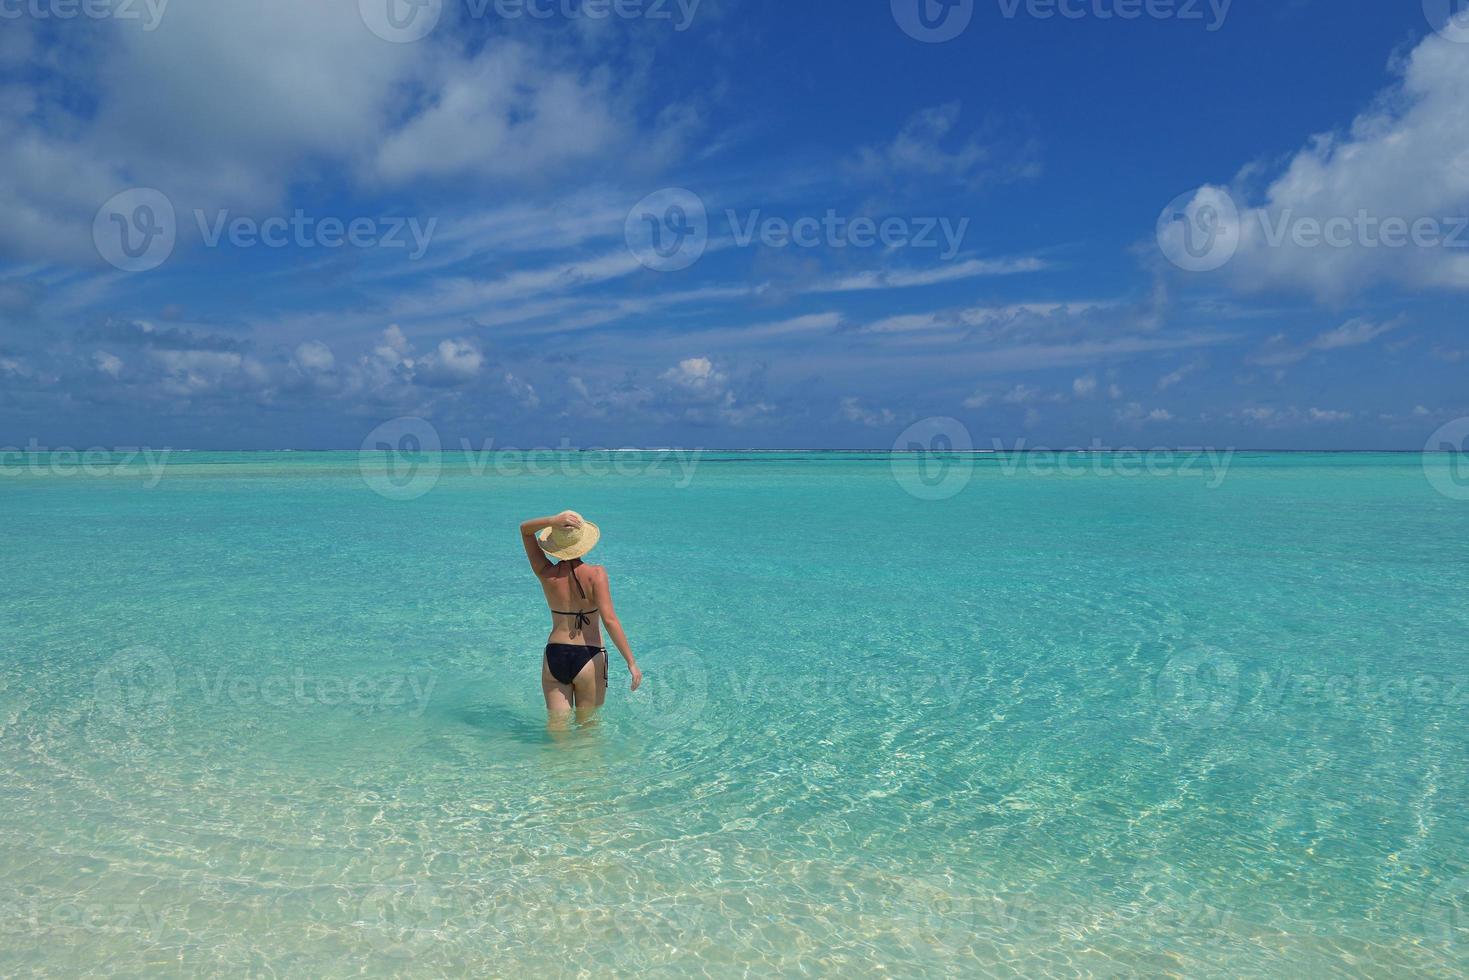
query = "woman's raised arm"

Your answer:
(519, 512), (580, 575)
